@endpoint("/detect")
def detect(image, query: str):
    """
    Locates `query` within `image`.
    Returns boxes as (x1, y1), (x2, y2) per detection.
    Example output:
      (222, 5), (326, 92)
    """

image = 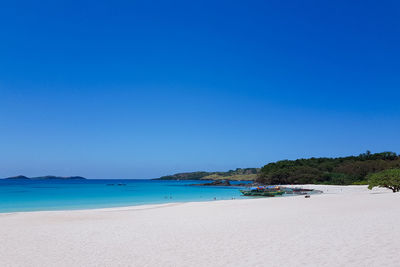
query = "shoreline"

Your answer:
(1, 185), (398, 267)
(0, 184), (389, 215)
